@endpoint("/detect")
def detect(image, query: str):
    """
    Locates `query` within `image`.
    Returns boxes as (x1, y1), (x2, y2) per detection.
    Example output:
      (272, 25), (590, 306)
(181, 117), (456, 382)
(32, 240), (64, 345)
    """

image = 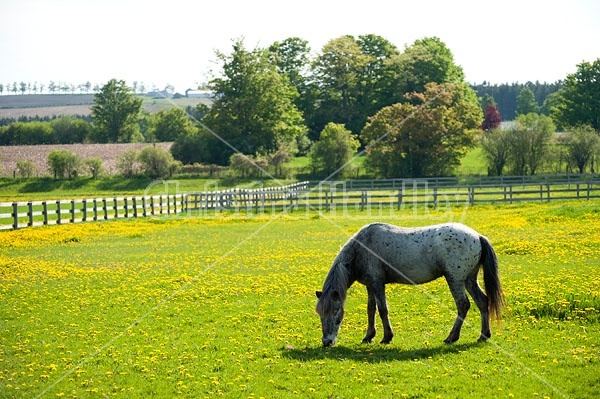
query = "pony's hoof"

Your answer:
(443, 337), (458, 344)
(477, 334), (490, 342)
(380, 338), (393, 344)
(362, 338), (373, 344)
